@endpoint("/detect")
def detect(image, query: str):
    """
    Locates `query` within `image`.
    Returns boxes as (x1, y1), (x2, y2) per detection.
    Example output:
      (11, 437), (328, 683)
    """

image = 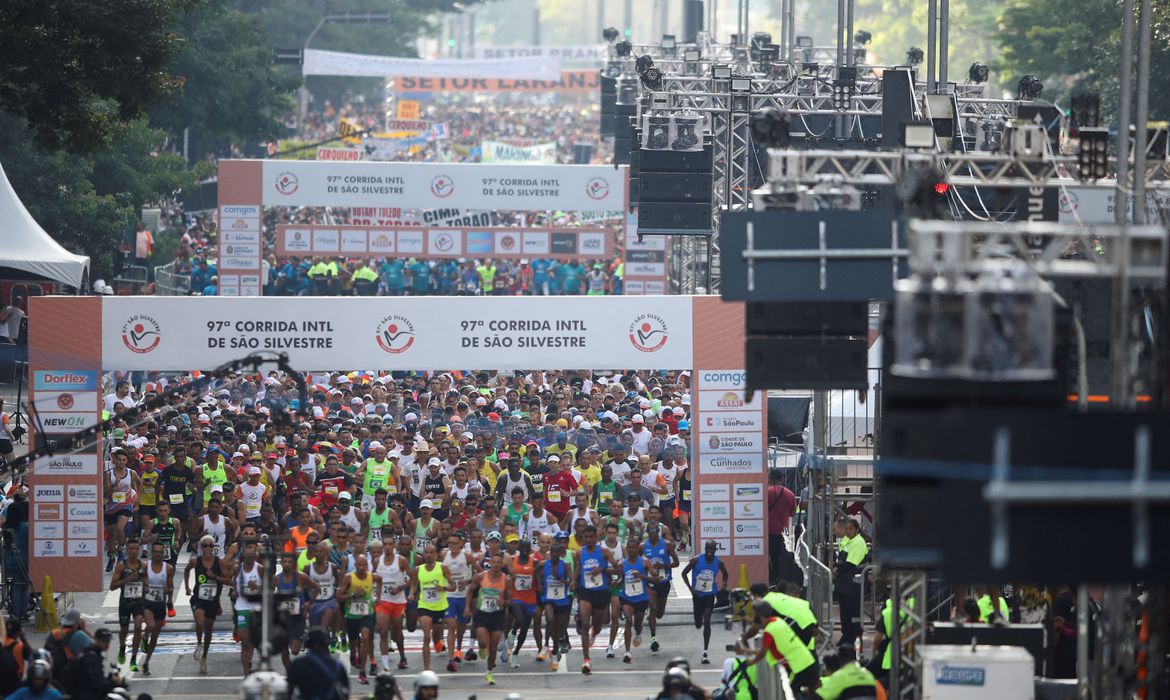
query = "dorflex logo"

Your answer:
(375, 315), (416, 354)
(274, 171), (299, 195)
(935, 665), (986, 687)
(121, 314), (161, 353)
(585, 176), (610, 201)
(35, 371), (97, 391)
(430, 174), (454, 198)
(628, 313), (668, 353)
